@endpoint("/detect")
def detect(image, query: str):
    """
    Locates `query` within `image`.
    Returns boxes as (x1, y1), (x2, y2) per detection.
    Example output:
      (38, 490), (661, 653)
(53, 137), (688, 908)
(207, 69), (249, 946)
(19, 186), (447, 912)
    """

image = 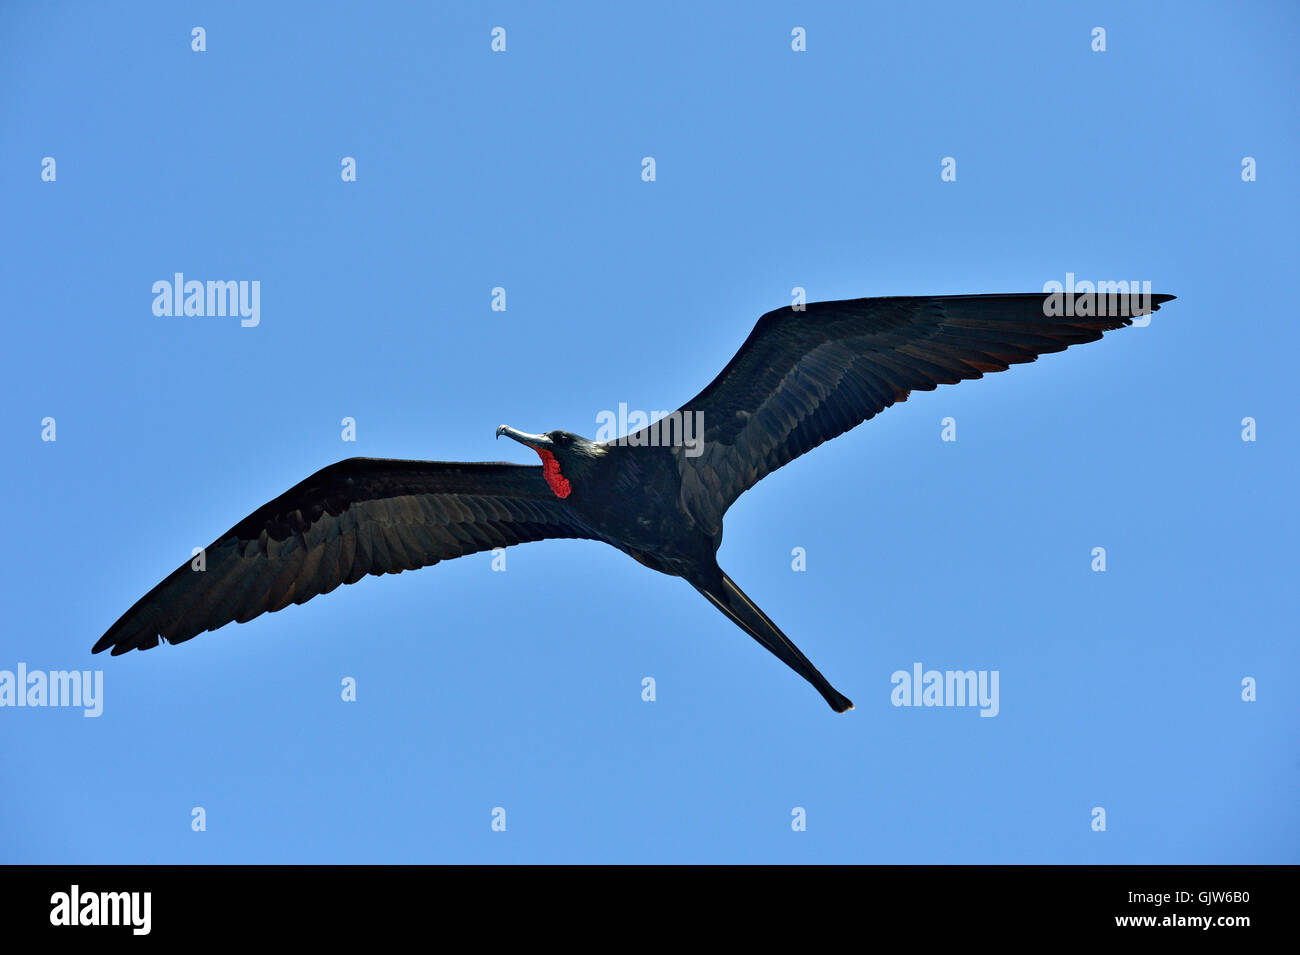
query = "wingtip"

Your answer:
(92, 635), (136, 656)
